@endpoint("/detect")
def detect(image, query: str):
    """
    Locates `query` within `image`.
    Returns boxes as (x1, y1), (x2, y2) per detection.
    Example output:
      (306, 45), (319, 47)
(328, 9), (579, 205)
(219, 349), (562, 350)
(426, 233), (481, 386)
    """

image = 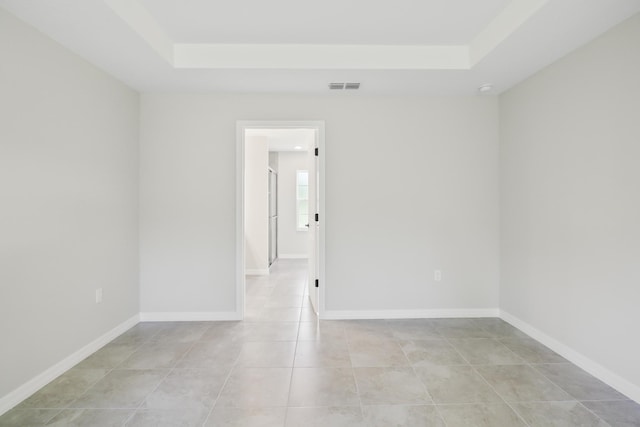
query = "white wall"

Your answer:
(245, 136), (269, 273)
(0, 7), (139, 400)
(139, 93), (499, 315)
(277, 151), (310, 258)
(500, 14), (640, 396)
